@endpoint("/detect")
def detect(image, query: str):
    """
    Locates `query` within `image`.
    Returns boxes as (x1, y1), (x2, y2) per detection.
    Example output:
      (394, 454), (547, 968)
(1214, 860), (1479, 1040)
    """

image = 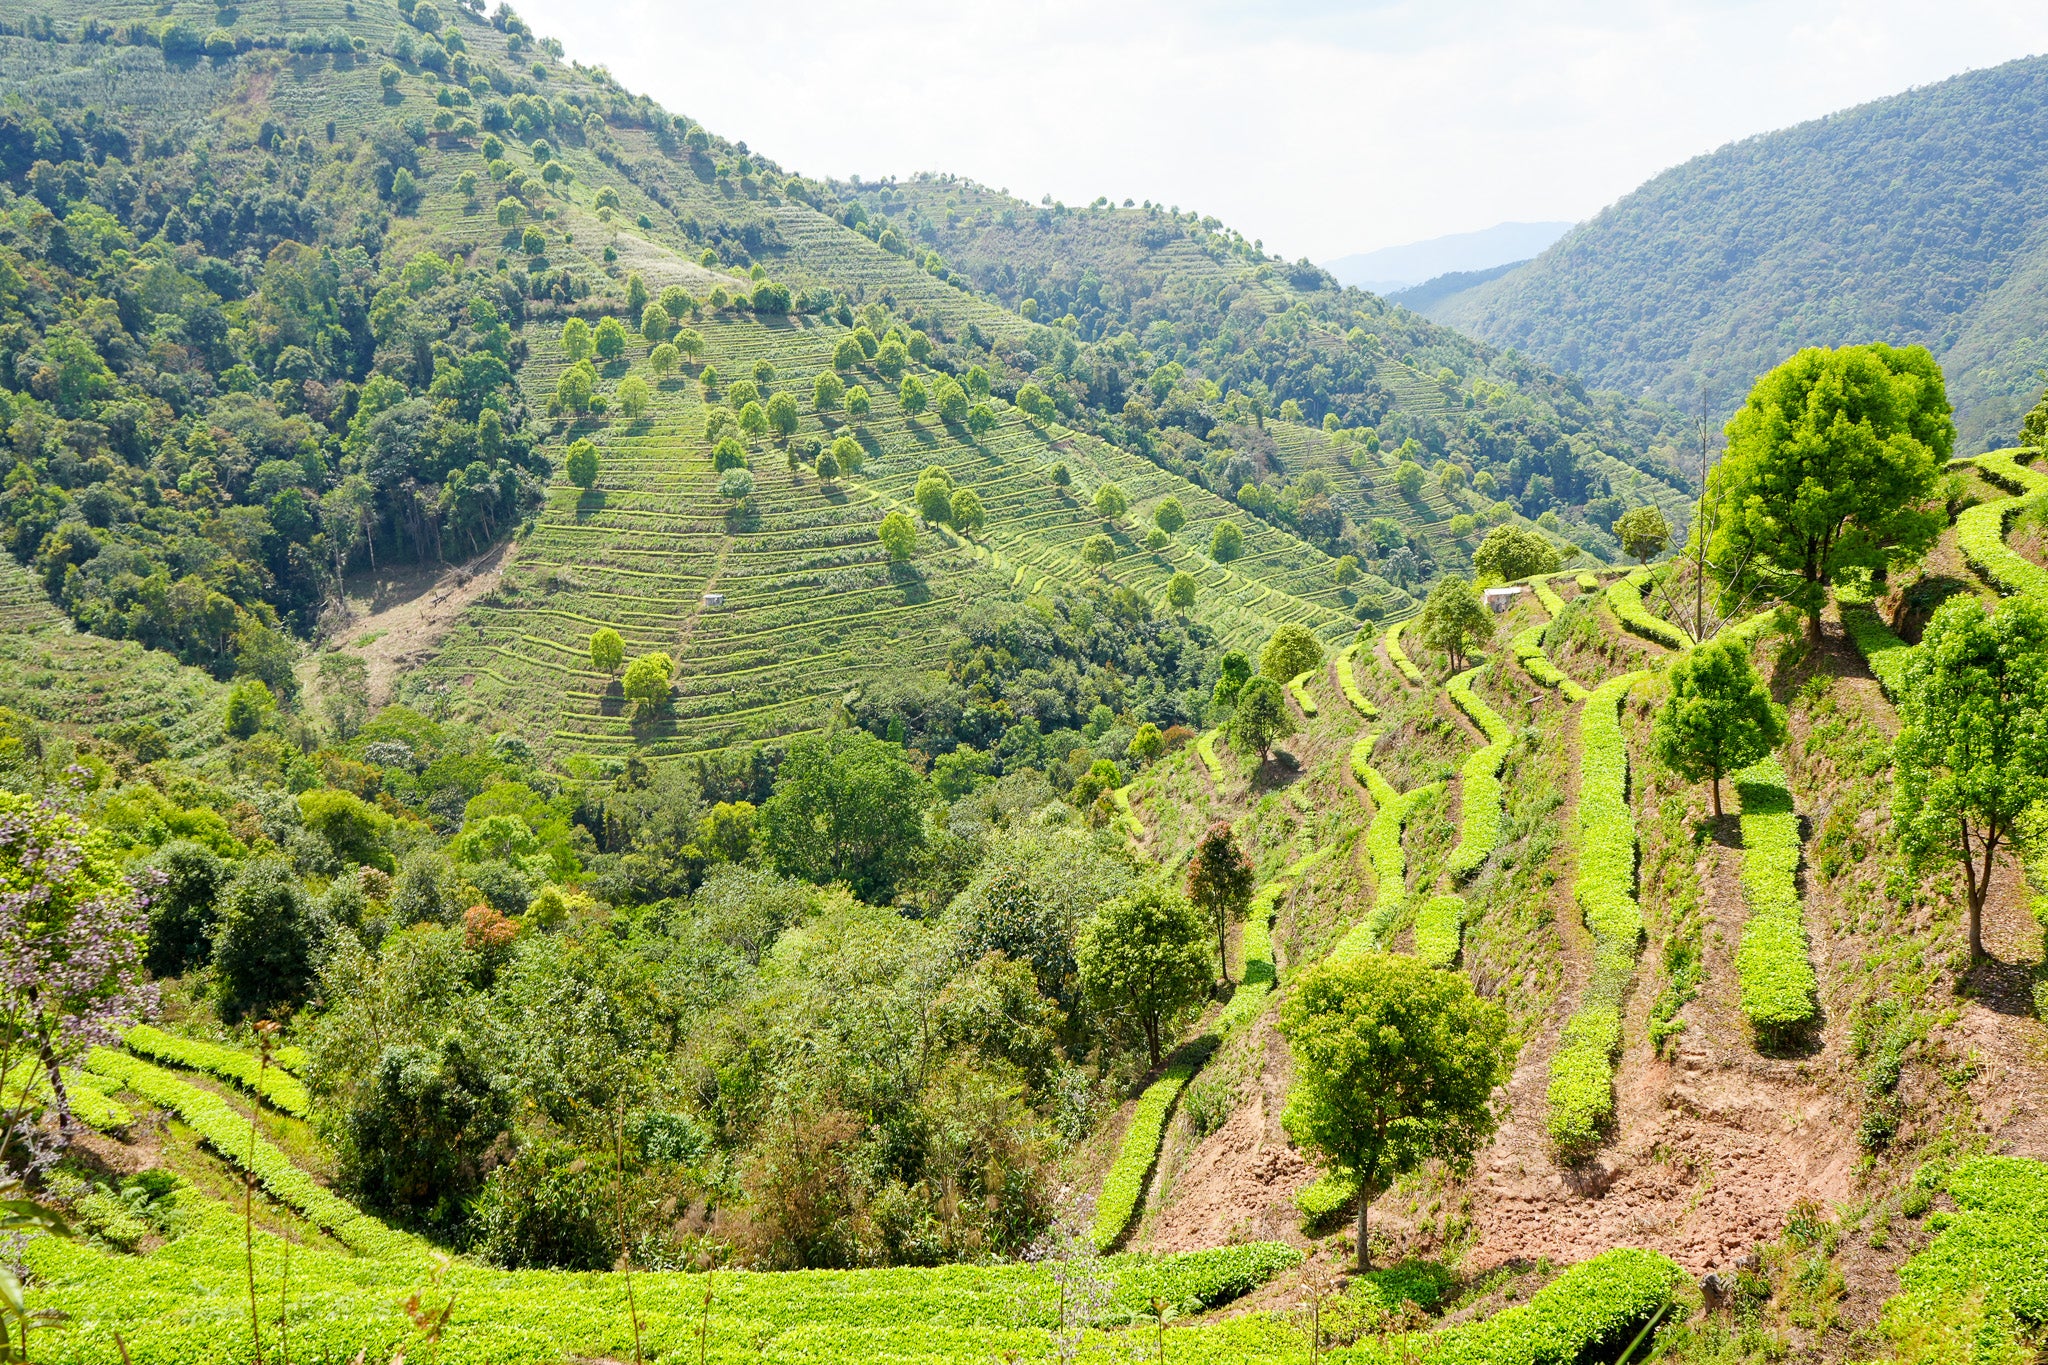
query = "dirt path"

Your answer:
(307, 543), (514, 705)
